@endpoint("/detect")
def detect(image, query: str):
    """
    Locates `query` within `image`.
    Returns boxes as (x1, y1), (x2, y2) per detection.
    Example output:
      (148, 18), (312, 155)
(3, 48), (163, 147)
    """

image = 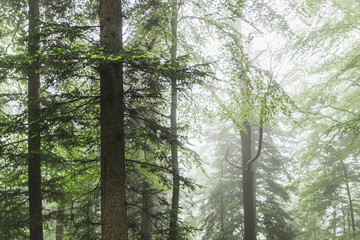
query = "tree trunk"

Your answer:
(220, 153), (225, 240)
(55, 204), (65, 240)
(241, 121), (256, 240)
(99, 0), (127, 239)
(341, 159), (356, 238)
(28, 0), (43, 239)
(169, 0), (179, 239)
(333, 203), (337, 237)
(140, 181), (154, 240)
